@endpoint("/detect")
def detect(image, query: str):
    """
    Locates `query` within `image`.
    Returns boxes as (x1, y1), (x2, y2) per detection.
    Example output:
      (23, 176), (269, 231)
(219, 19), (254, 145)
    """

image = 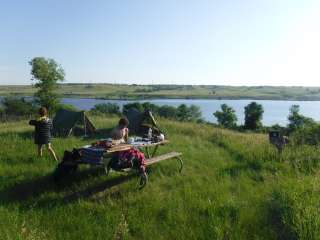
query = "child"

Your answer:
(111, 117), (129, 143)
(29, 107), (58, 162)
